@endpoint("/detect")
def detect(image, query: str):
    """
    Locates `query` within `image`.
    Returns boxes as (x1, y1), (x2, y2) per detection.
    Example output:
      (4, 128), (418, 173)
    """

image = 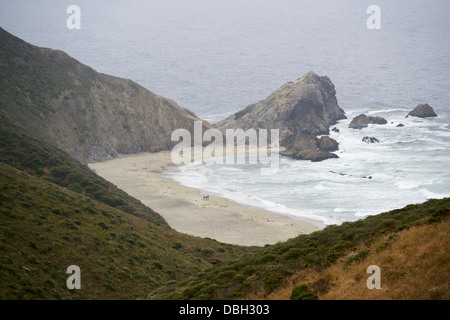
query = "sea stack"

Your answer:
(215, 71), (347, 162)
